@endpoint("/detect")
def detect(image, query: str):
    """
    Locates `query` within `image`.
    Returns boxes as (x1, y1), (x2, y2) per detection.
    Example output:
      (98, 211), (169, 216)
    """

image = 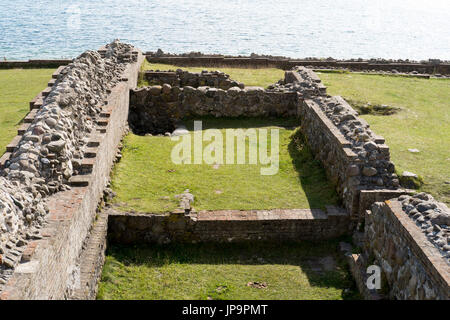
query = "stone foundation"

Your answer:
(363, 200), (449, 299)
(0, 44), (144, 300)
(0, 44), (448, 300)
(142, 69), (245, 89)
(107, 207), (351, 244)
(129, 85), (299, 134)
(299, 97), (399, 218)
(146, 53), (450, 75)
